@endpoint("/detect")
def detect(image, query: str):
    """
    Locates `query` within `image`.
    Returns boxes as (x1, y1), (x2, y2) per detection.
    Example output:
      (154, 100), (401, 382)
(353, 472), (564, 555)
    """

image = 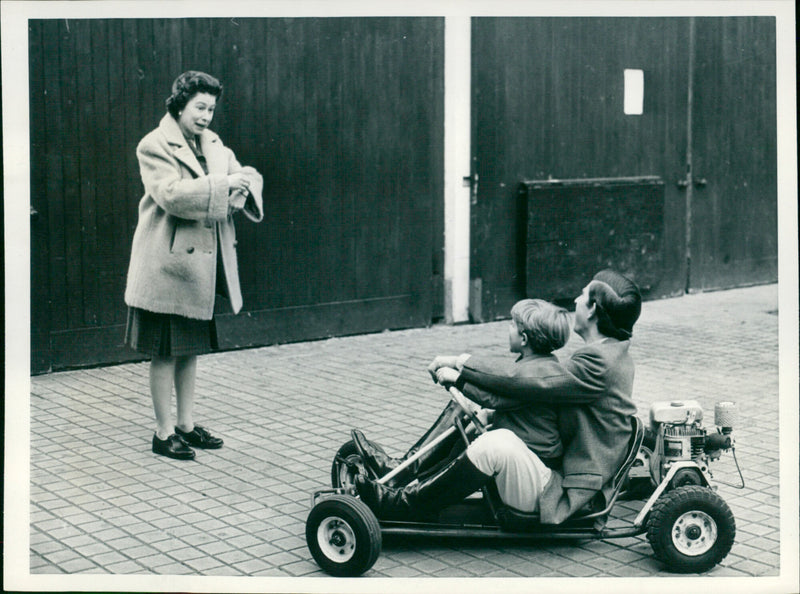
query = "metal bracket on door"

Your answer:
(463, 172), (479, 205)
(677, 177), (707, 189)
